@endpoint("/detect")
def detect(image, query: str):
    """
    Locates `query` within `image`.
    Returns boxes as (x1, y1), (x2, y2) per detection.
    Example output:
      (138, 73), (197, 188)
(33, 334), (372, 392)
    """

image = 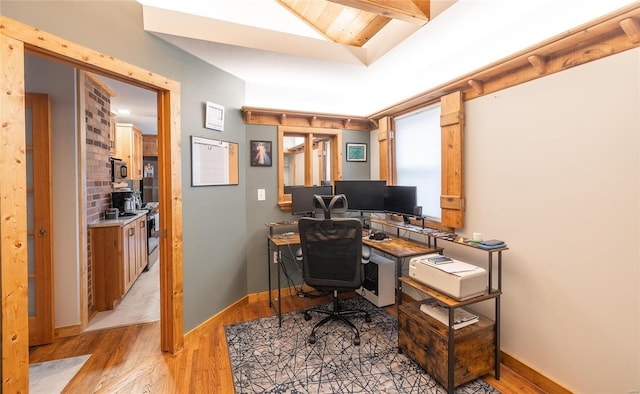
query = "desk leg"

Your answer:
(396, 257), (403, 311)
(495, 296), (501, 380)
(267, 239), (272, 308)
(277, 250), (282, 327)
(448, 309), (455, 394)
(495, 251), (501, 379)
(267, 240), (283, 327)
